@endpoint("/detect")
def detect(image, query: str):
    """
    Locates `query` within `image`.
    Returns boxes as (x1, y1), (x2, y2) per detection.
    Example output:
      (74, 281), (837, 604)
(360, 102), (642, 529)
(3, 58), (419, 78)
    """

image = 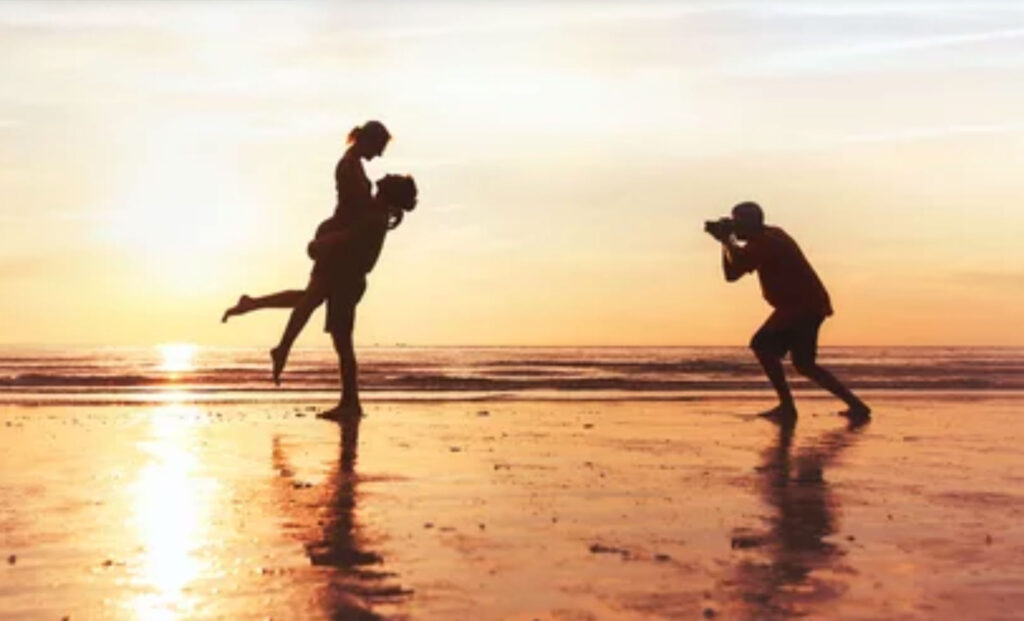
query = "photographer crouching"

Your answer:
(707, 202), (870, 422)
